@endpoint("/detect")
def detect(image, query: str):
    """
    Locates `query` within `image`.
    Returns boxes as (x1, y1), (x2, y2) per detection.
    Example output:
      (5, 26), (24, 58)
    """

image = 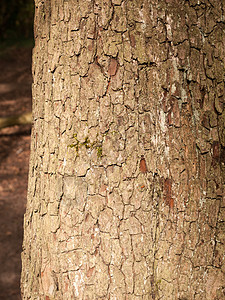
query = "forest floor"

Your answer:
(0, 46), (32, 300)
